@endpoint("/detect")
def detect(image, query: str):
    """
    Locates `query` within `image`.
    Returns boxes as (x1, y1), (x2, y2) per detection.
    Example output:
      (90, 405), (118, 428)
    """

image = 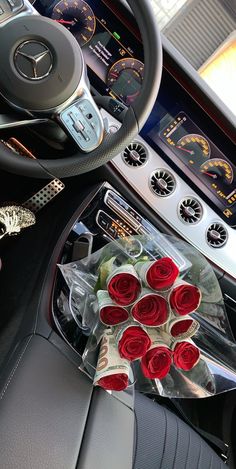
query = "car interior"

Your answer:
(0, 0), (236, 467)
